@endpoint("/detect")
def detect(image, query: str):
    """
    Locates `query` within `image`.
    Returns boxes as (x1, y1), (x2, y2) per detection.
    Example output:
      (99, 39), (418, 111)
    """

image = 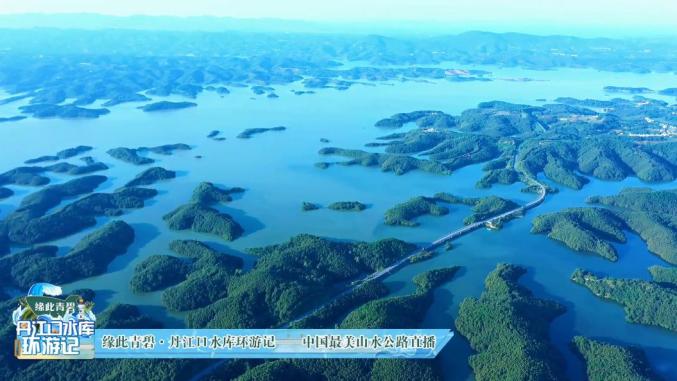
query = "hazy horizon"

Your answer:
(0, 0), (676, 38)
